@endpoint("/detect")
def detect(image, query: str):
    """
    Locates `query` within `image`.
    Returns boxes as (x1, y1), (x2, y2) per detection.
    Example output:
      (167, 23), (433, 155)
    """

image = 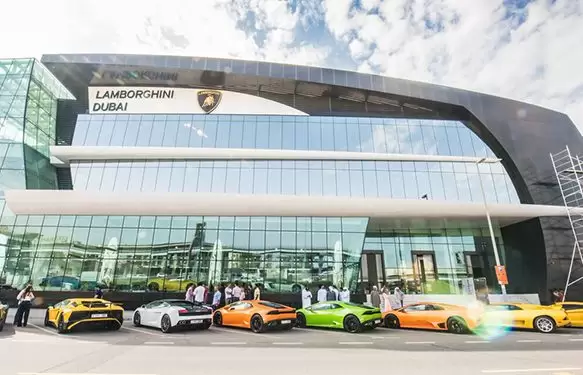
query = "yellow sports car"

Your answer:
(550, 302), (583, 327)
(44, 298), (124, 334)
(147, 277), (195, 292)
(0, 300), (8, 331)
(481, 303), (570, 333)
